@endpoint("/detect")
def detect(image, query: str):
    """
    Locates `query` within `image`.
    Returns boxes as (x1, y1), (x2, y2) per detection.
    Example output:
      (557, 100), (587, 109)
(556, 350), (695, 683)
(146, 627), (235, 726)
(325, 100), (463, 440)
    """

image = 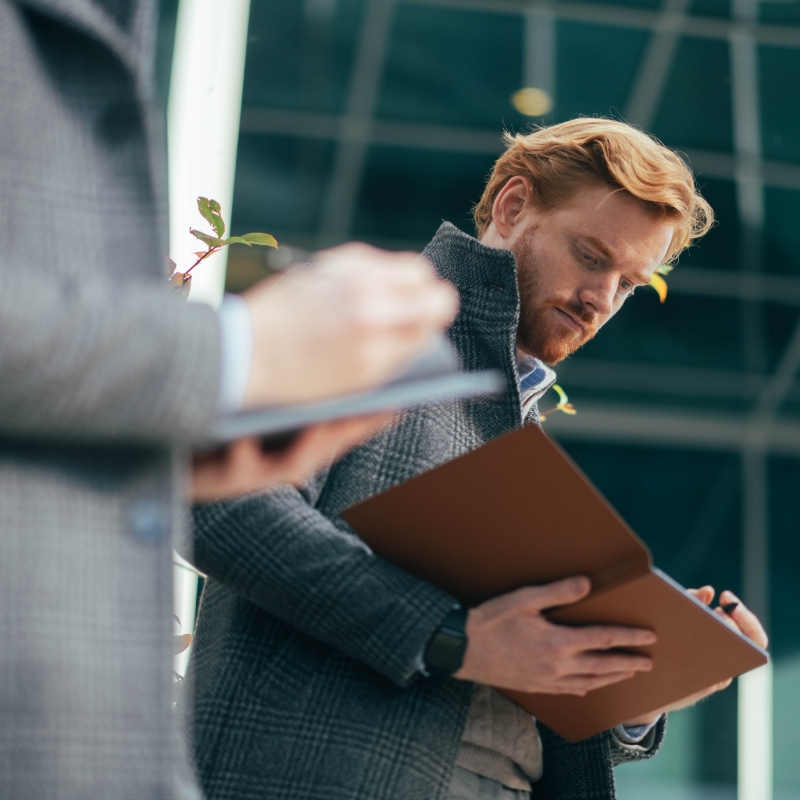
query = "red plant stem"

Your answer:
(183, 247), (219, 277)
